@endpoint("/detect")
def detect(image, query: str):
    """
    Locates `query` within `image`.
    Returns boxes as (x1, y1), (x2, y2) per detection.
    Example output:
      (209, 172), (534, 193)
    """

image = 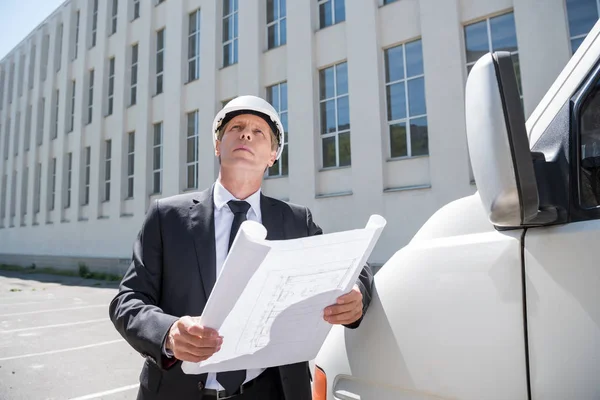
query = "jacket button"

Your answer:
(197, 381), (204, 391)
